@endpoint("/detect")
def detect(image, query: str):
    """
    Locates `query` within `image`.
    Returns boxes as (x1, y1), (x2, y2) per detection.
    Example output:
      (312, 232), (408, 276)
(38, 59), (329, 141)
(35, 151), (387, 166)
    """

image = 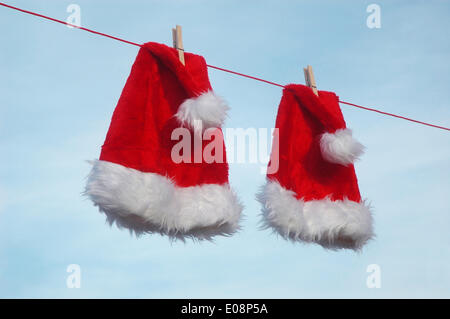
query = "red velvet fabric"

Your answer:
(267, 84), (362, 202)
(99, 42), (228, 187)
